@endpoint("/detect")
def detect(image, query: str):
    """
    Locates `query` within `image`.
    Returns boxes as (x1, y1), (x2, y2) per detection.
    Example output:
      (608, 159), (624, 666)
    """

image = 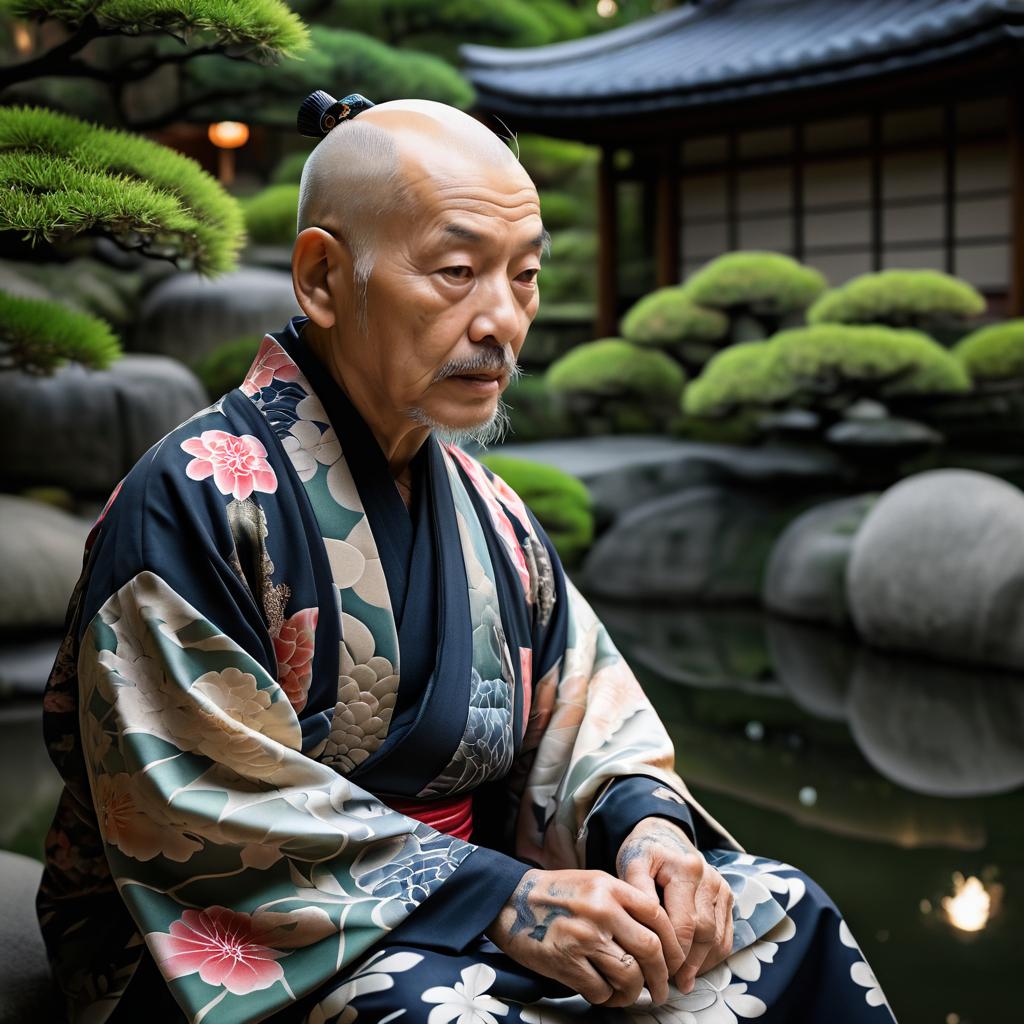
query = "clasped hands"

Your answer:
(485, 817), (735, 1008)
